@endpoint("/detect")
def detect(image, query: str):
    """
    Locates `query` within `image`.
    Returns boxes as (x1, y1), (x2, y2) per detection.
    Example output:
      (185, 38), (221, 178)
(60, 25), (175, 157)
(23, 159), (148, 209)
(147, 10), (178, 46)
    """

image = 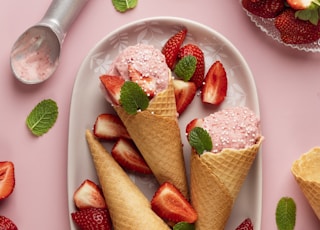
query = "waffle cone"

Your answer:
(113, 79), (188, 198)
(190, 137), (263, 230)
(85, 130), (170, 230)
(291, 147), (320, 220)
